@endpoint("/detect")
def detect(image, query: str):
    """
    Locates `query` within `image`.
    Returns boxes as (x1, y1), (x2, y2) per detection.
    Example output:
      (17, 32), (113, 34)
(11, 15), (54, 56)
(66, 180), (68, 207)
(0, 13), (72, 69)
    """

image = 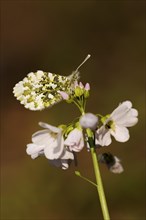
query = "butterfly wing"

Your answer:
(13, 70), (79, 110)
